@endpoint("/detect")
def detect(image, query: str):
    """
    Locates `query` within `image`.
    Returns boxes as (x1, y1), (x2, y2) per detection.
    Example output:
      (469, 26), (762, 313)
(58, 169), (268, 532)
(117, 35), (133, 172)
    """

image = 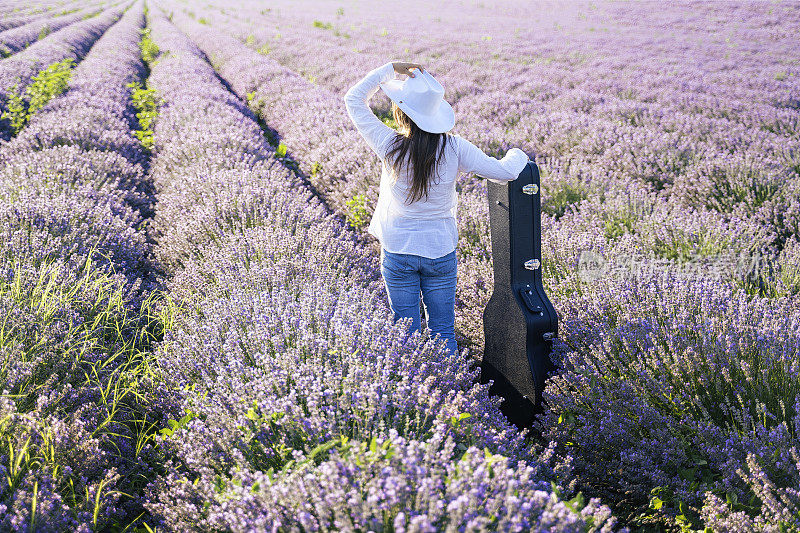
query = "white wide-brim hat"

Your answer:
(380, 67), (455, 134)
